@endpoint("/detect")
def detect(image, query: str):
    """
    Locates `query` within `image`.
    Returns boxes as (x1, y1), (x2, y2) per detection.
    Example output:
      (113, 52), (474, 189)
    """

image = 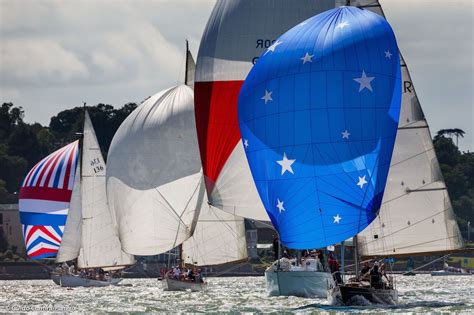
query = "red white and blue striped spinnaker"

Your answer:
(19, 141), (79, 259)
